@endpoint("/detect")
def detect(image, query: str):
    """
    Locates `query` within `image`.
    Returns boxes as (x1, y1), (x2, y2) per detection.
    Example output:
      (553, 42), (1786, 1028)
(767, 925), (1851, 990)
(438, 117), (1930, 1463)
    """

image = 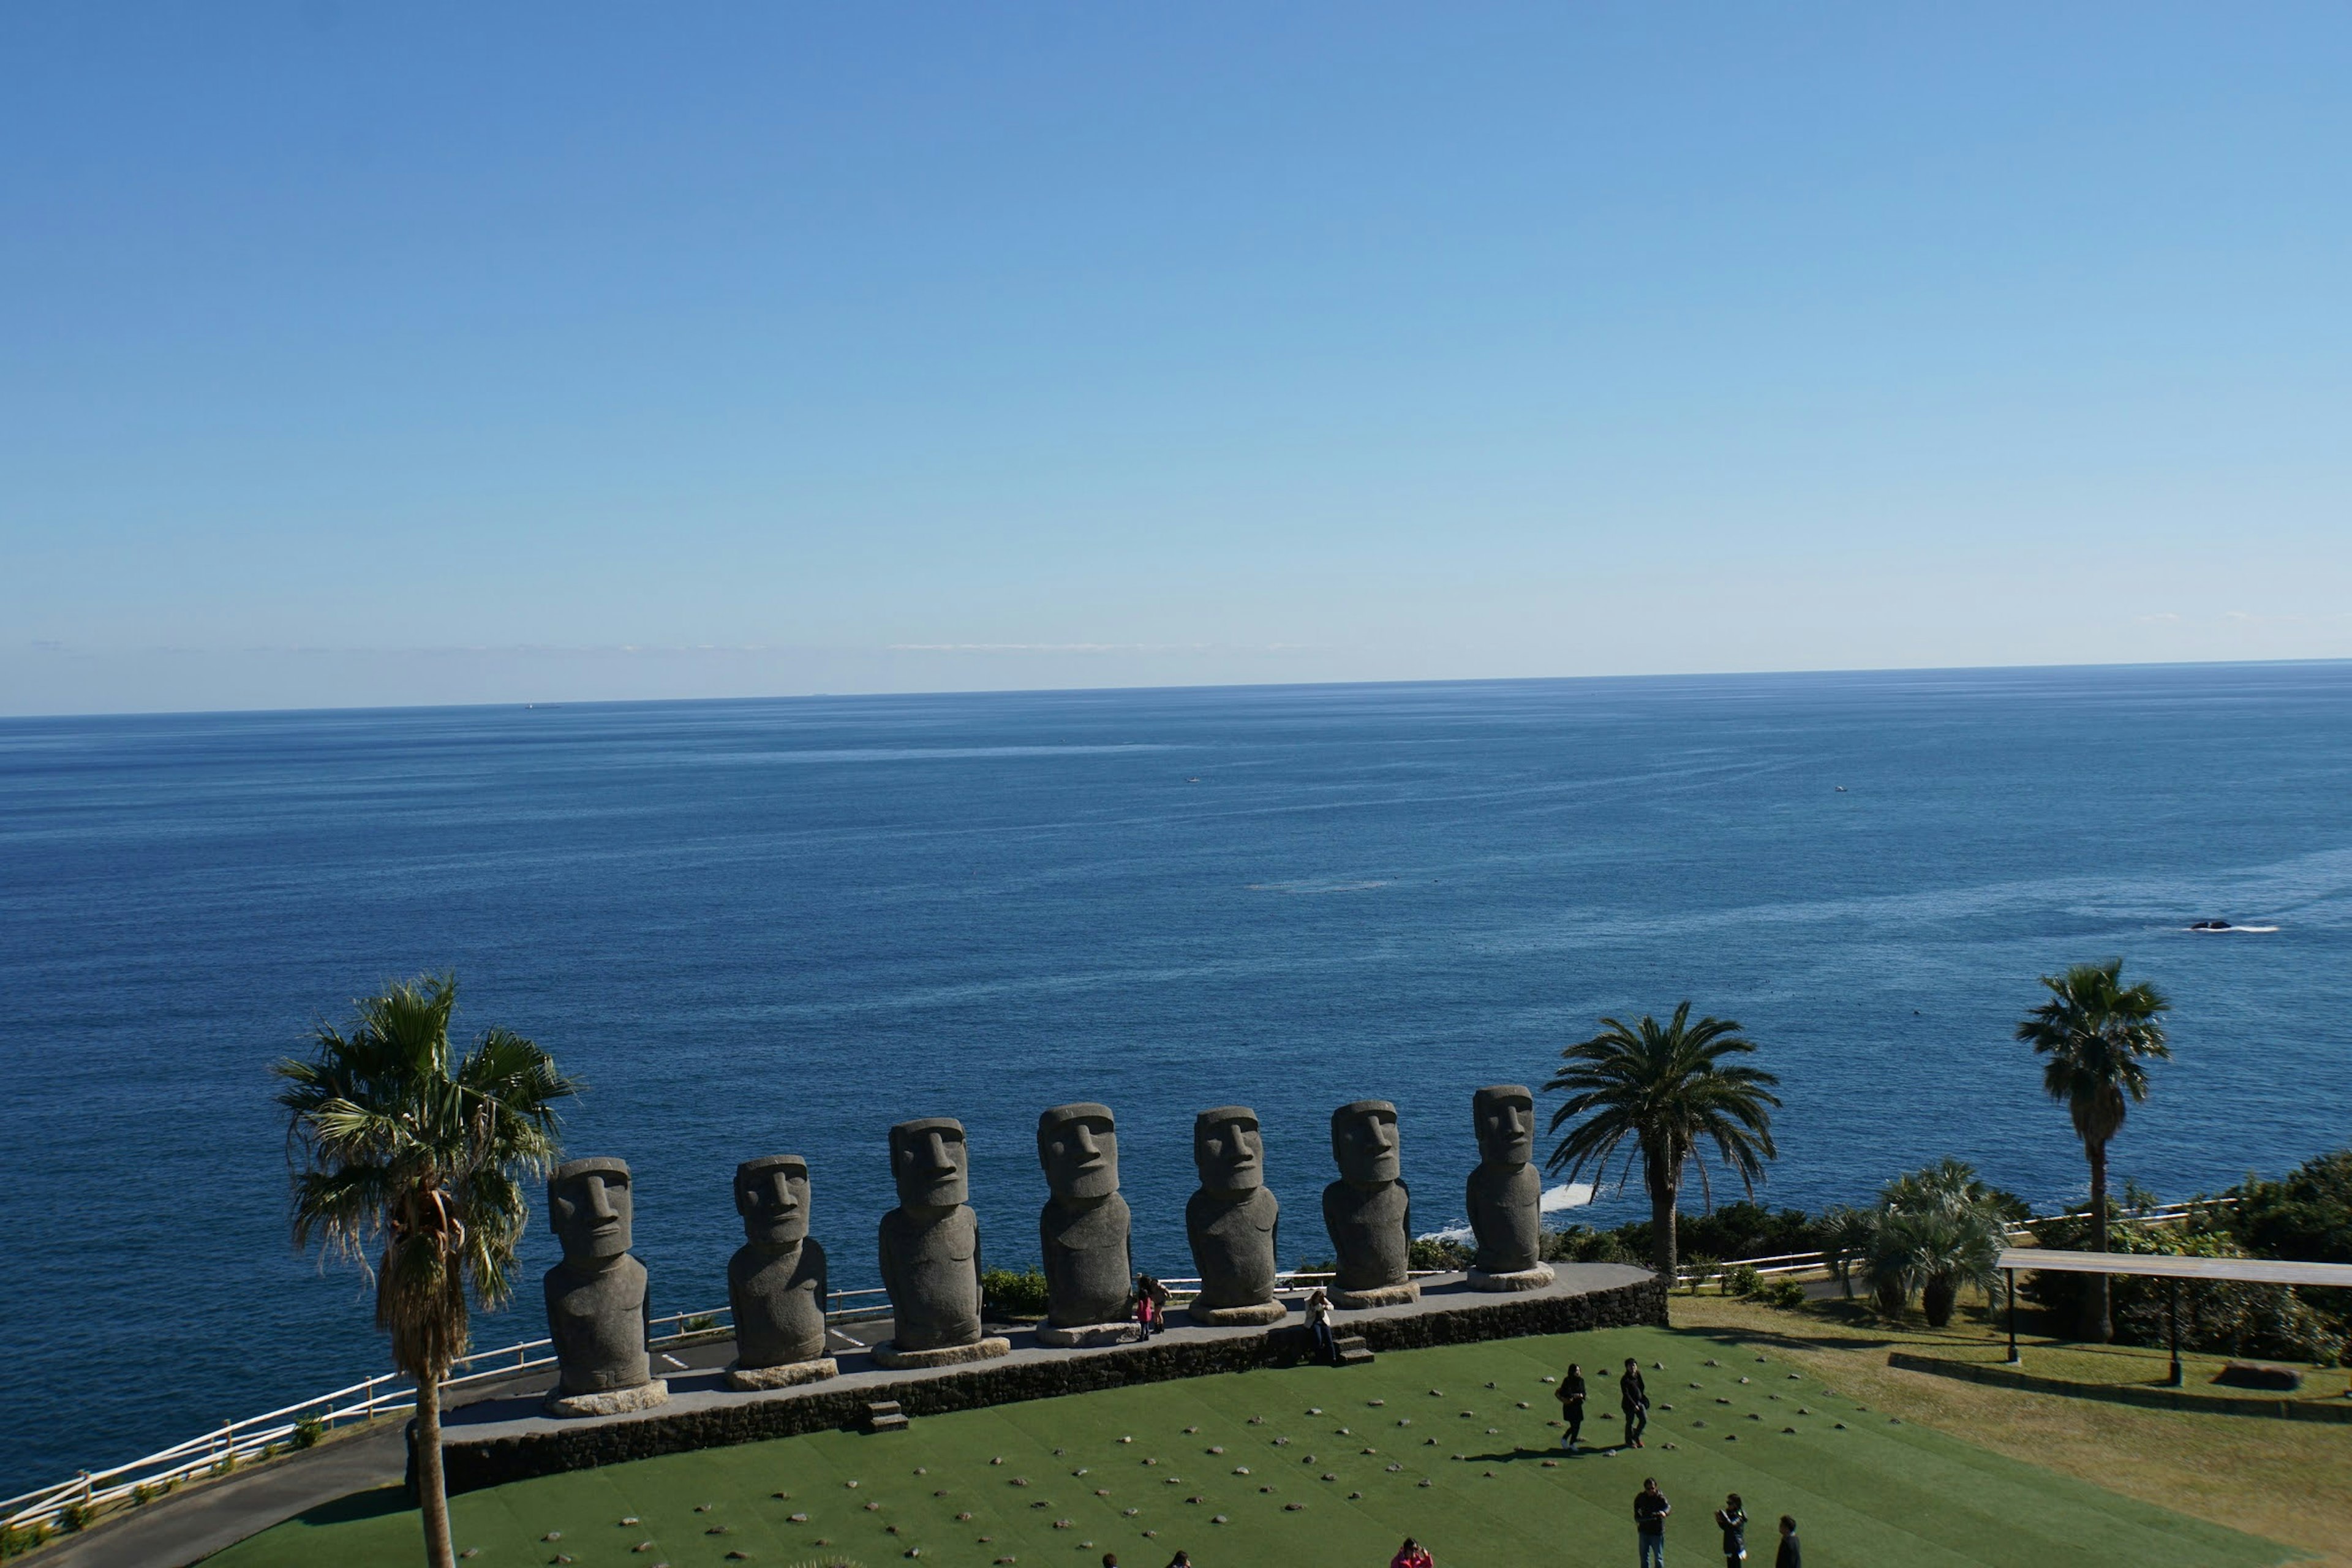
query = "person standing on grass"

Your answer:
(1558, 1362), (1588, 1450)
(1620, 1357), (1651, 1448)
(1634, 1478), (1671, 1567)
(1774, 1517), (1800, 1568)
(1714, 1493), (1747, 1566)
(1390, 1536), (1434, 1568)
